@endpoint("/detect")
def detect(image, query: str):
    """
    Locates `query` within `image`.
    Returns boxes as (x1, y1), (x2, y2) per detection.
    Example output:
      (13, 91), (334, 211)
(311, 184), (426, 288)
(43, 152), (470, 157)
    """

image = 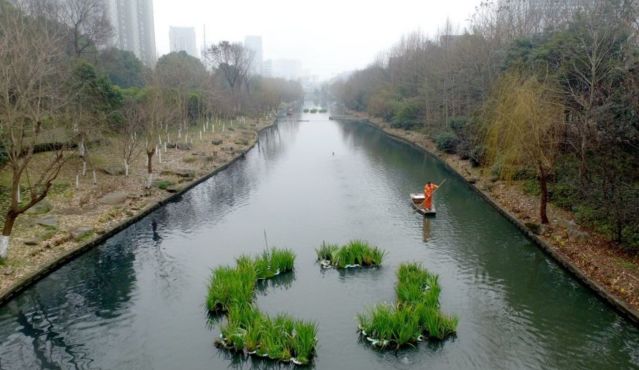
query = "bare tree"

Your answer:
(204, 41), (252, 111)
(117, 97), (144, 177)
(0, 2), (71, 253)
(139, 80), (174, 186)
(60, 0), (112, 57)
